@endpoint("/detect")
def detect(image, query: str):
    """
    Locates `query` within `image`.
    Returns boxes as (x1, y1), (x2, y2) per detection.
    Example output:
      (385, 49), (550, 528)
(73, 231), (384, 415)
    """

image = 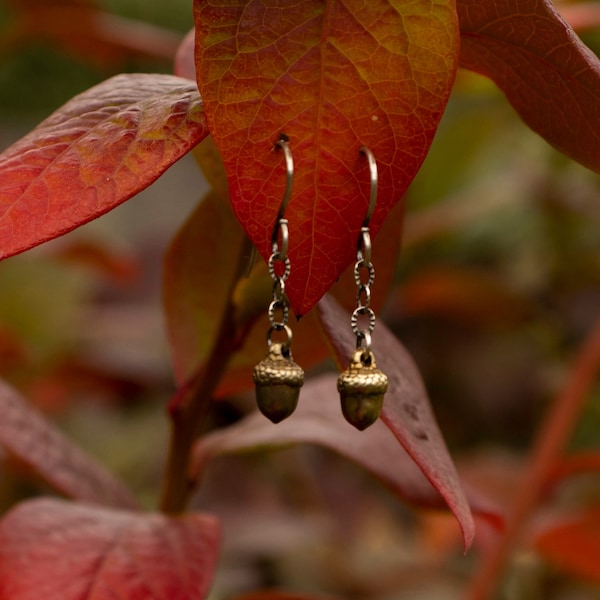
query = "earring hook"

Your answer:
(271, 135), (293, 256)
(274, 135), (293, 221)
(359, 146), (378, 228)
